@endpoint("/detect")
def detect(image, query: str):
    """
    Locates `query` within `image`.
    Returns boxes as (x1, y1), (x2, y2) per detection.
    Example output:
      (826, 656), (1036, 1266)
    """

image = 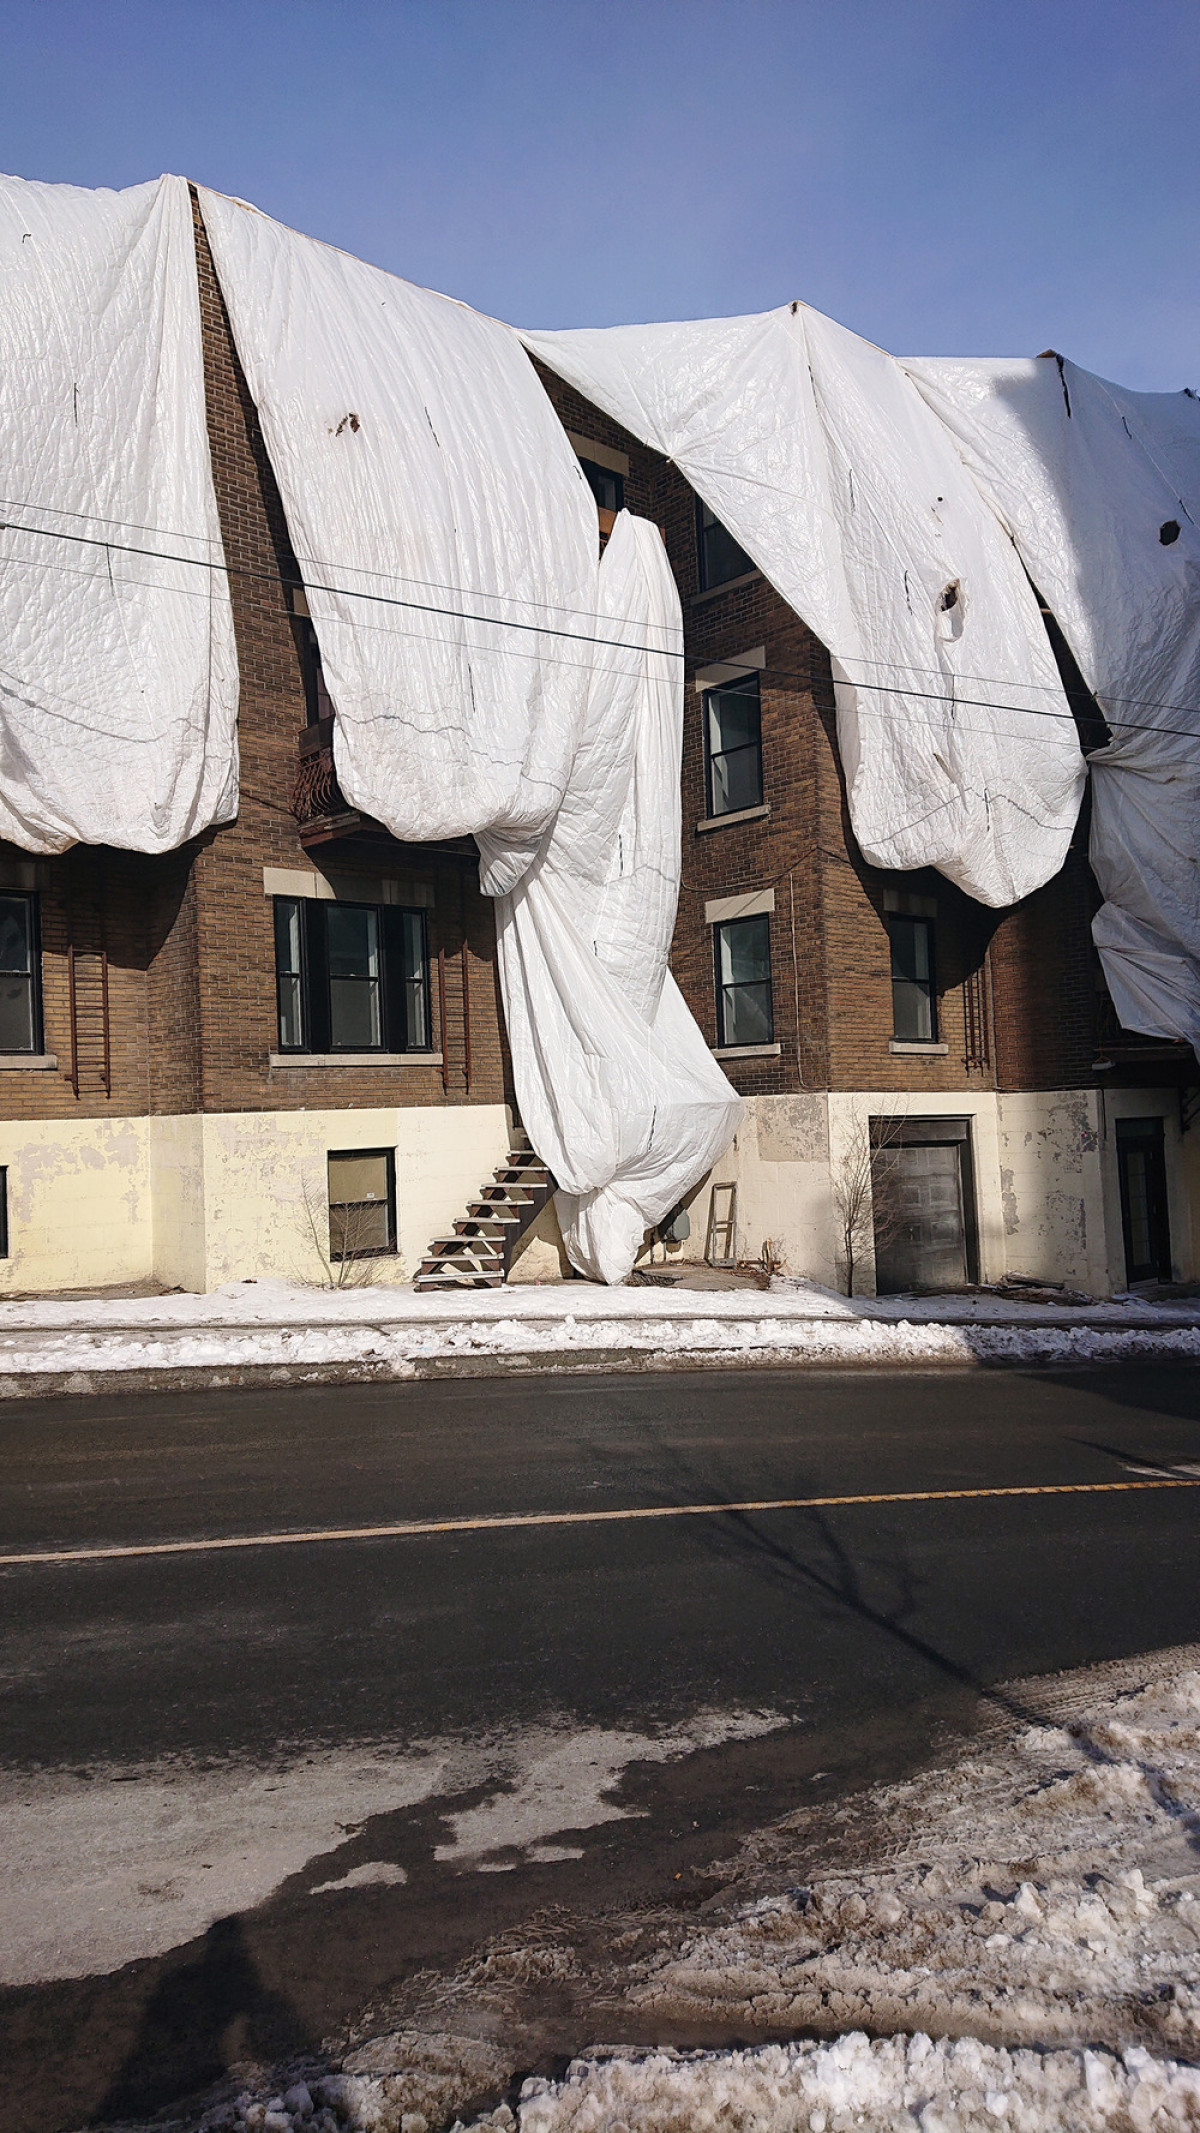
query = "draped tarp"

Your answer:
(521, 304), (1086, 909)
(199, 190), (740, 1279)
(198, 185), (599, 896)
(905, 355), (1200, 1054)
(0, 173), (238, 853)
(495, 512), (743, 1283)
